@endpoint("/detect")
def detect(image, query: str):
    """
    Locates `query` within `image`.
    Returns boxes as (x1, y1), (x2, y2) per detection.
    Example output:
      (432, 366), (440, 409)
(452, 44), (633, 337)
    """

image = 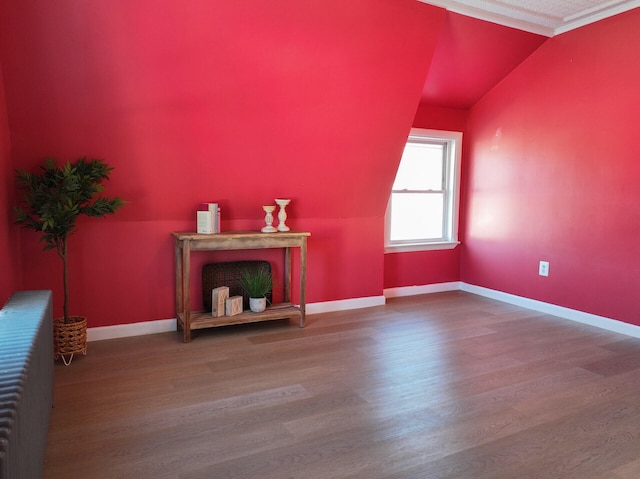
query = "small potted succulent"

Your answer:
(239, 265), (272, 312)
(14, 157), (126, 364)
